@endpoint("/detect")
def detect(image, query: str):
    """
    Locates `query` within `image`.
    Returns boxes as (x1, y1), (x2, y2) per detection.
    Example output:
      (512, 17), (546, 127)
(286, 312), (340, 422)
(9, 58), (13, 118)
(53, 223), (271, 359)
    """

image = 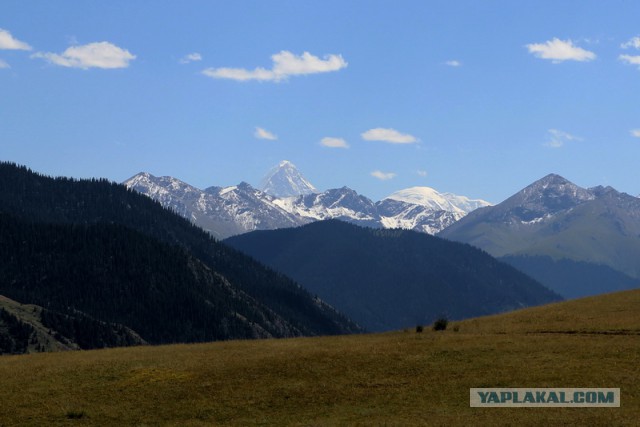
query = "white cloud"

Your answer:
(0, 59), (9, 69)
(202, 50), (347, 82)
(361, 128), (417, 144)
(272, 51), (346, 75)
(621, 36), (640, 50)
(254, 127), (277, 140)
(630, 129), (640, 138)
(619, 54), (640, 68)
(320, 137), (349, 148)
(180, 52), (202, 64)
(545, 129), (581, 148)
(32, 41), (136, 69)
(0, 29), (32, 50)
(445, 60), (461, 67)
(526, 38), (596, 63)
(417, 170), (428, 177)
(204, 67), (274, 81)
(371, 170), (396, 180)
